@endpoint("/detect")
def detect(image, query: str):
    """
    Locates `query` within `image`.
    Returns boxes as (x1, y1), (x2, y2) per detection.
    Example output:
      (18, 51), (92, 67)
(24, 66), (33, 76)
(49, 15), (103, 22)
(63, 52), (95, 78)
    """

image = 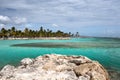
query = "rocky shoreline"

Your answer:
(0, 54), (110, 80)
